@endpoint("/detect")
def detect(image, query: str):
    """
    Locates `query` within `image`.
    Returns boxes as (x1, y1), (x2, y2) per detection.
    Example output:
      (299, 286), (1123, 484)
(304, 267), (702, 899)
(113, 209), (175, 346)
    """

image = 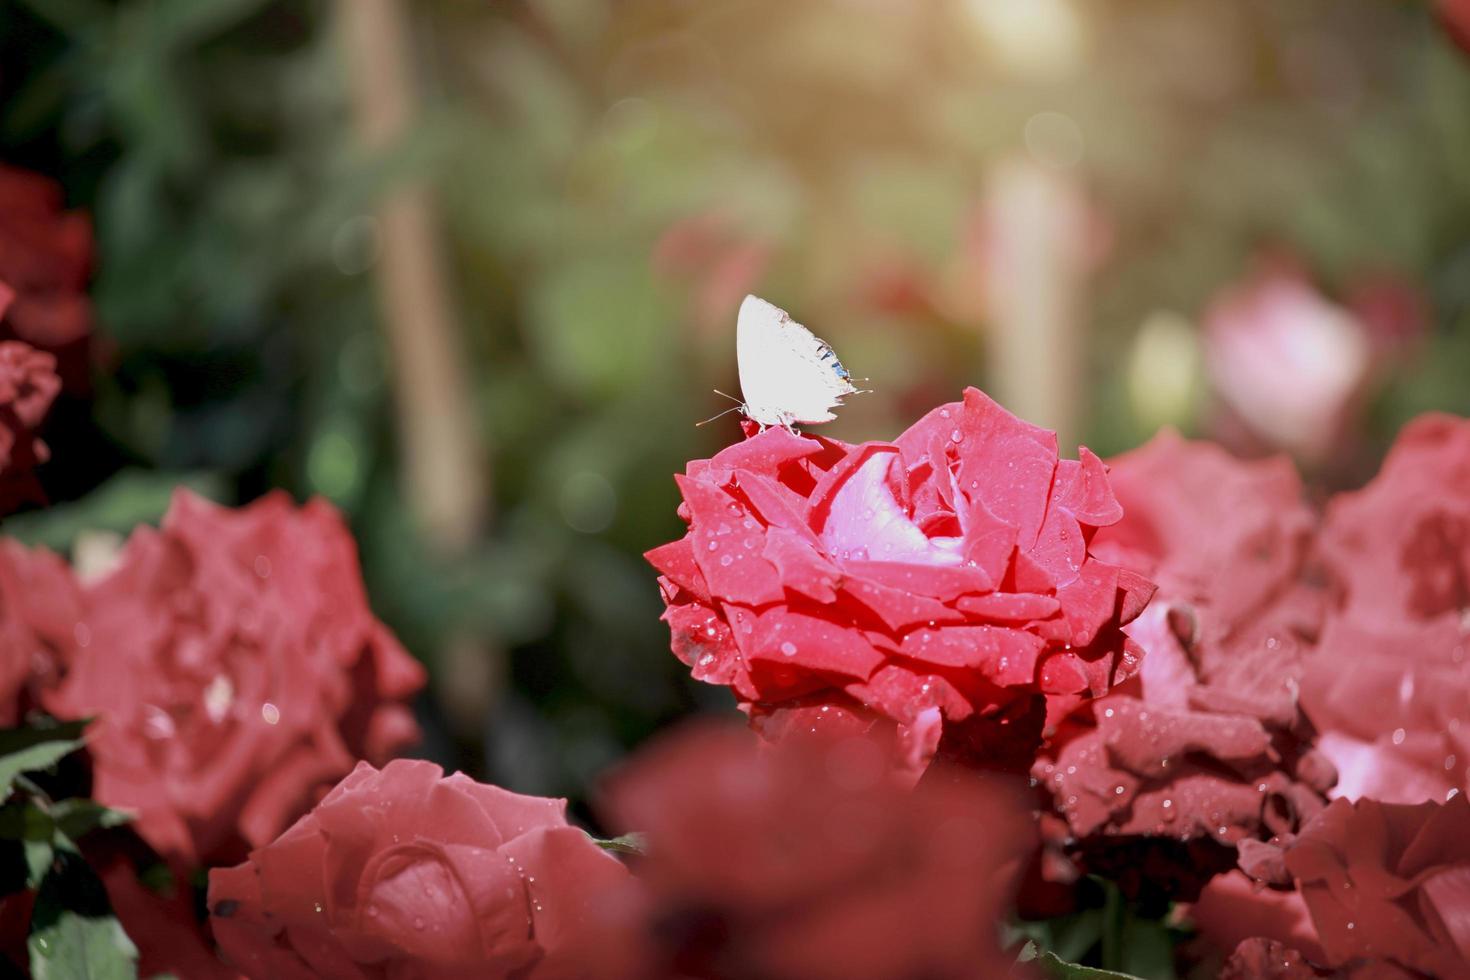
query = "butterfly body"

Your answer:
(736, 295), (861, 430)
